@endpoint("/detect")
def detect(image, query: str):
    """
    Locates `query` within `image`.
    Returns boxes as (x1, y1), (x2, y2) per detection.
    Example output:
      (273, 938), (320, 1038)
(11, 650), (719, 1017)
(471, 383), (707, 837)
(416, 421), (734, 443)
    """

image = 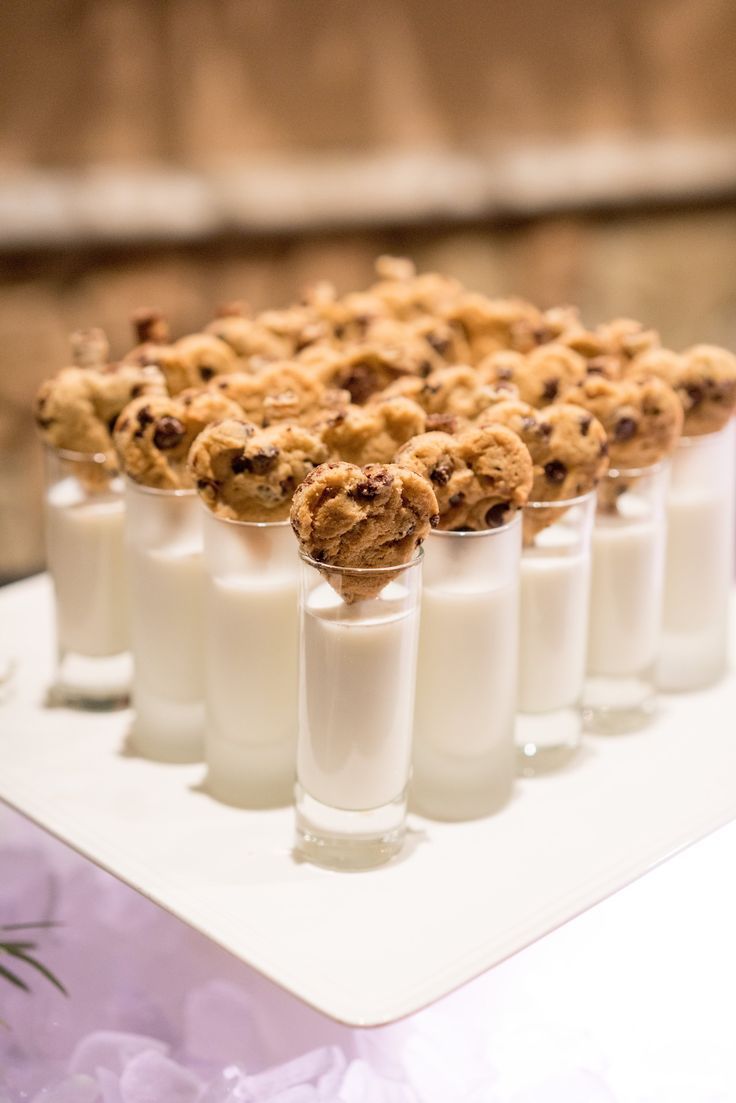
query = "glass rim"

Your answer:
(124, 475), (196, 498)
(523, 488), (597, 511)
(299, 545), (424, 575)
(200, 504), (292, 530)
(427, 512), (520, 539)
(44, 442), (112, 464)
(605, 458), (667, 479)
(678, 423), (733, 448)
